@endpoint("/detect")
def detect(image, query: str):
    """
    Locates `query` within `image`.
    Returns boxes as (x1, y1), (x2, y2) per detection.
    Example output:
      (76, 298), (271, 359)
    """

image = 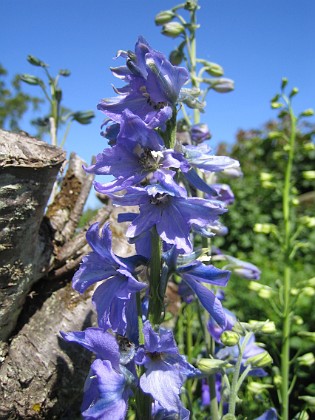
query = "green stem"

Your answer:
(228, 333), (252, 416)
(148, 227), (163, 326)
(280, 98), (297, 420)
(136, 292), (144, 345)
